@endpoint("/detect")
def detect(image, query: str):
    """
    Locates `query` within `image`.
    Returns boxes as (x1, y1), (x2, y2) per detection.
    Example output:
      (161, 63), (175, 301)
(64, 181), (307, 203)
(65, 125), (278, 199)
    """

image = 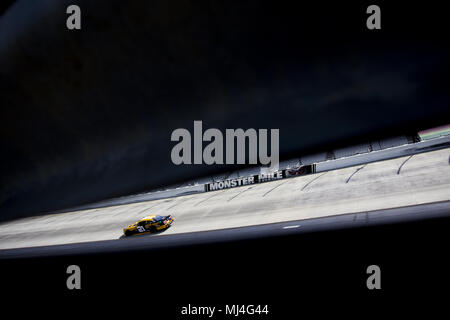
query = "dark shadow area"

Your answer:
(0, 0), (15, 16)
(1, 215), (449, 316)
